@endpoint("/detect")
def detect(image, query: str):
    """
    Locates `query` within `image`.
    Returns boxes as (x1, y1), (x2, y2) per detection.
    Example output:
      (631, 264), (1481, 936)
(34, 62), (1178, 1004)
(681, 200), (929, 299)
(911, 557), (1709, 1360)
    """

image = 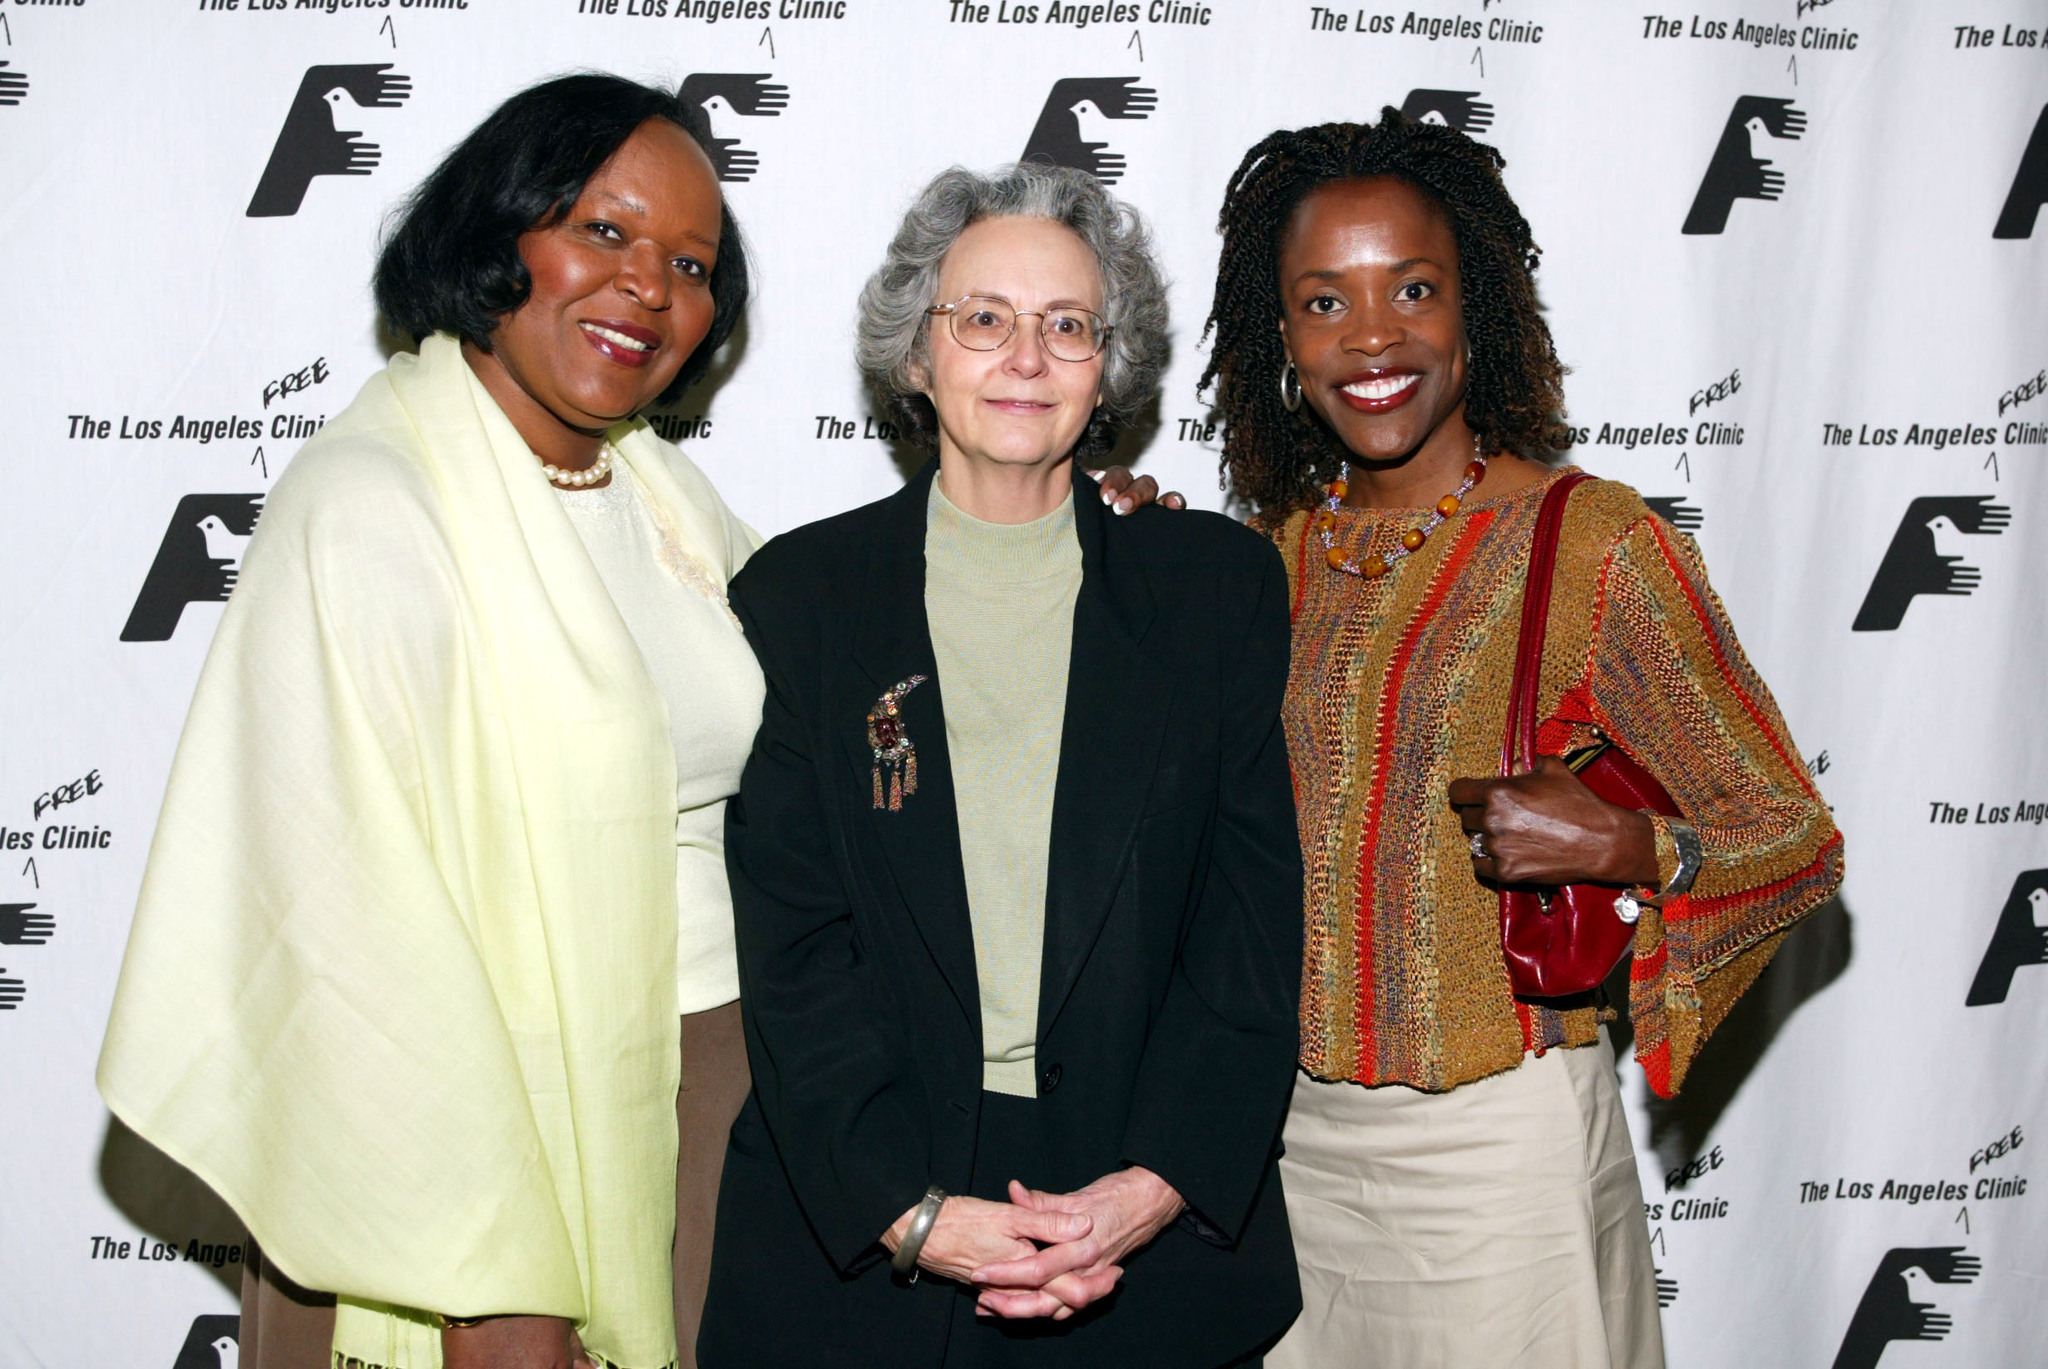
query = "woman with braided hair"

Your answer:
(1202, 111), (1842, 1367)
